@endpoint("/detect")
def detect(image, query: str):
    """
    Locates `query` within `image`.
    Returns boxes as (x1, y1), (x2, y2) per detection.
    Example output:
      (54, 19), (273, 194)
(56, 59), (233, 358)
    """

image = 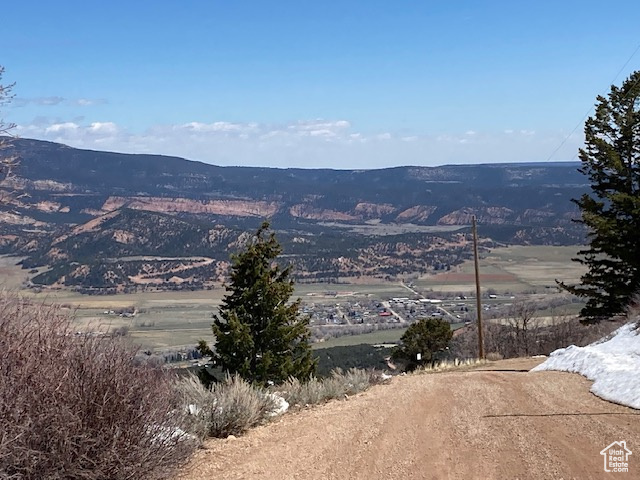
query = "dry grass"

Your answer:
(485, 352), (504, 361)
(414, 358), (489, 374)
